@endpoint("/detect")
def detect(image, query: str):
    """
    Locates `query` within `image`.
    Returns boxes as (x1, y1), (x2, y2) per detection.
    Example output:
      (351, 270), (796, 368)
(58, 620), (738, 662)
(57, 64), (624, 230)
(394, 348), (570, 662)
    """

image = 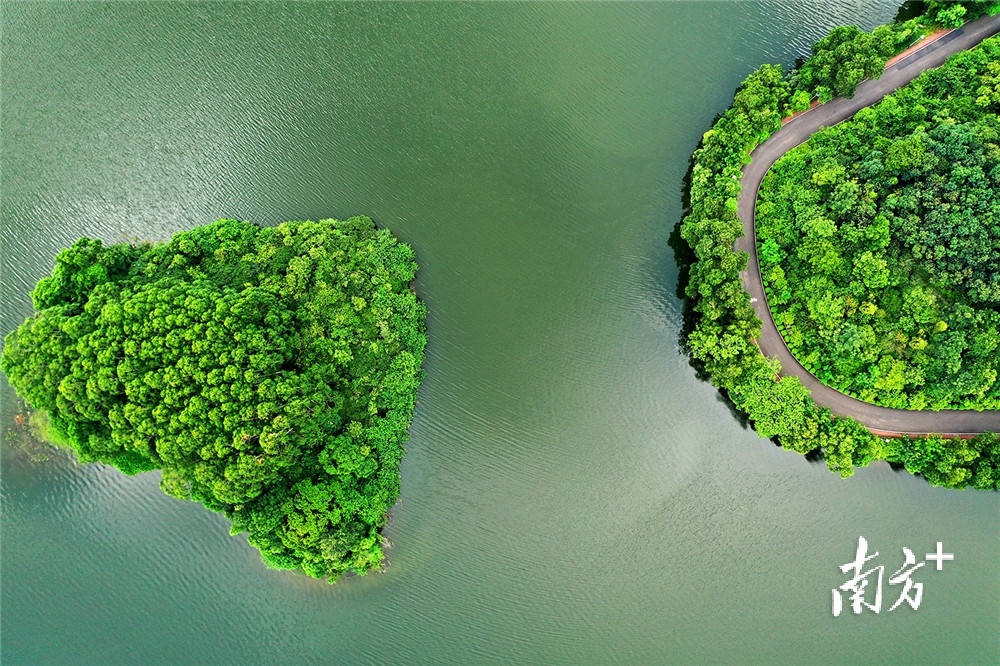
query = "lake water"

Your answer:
(2, 2), (997, 663)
